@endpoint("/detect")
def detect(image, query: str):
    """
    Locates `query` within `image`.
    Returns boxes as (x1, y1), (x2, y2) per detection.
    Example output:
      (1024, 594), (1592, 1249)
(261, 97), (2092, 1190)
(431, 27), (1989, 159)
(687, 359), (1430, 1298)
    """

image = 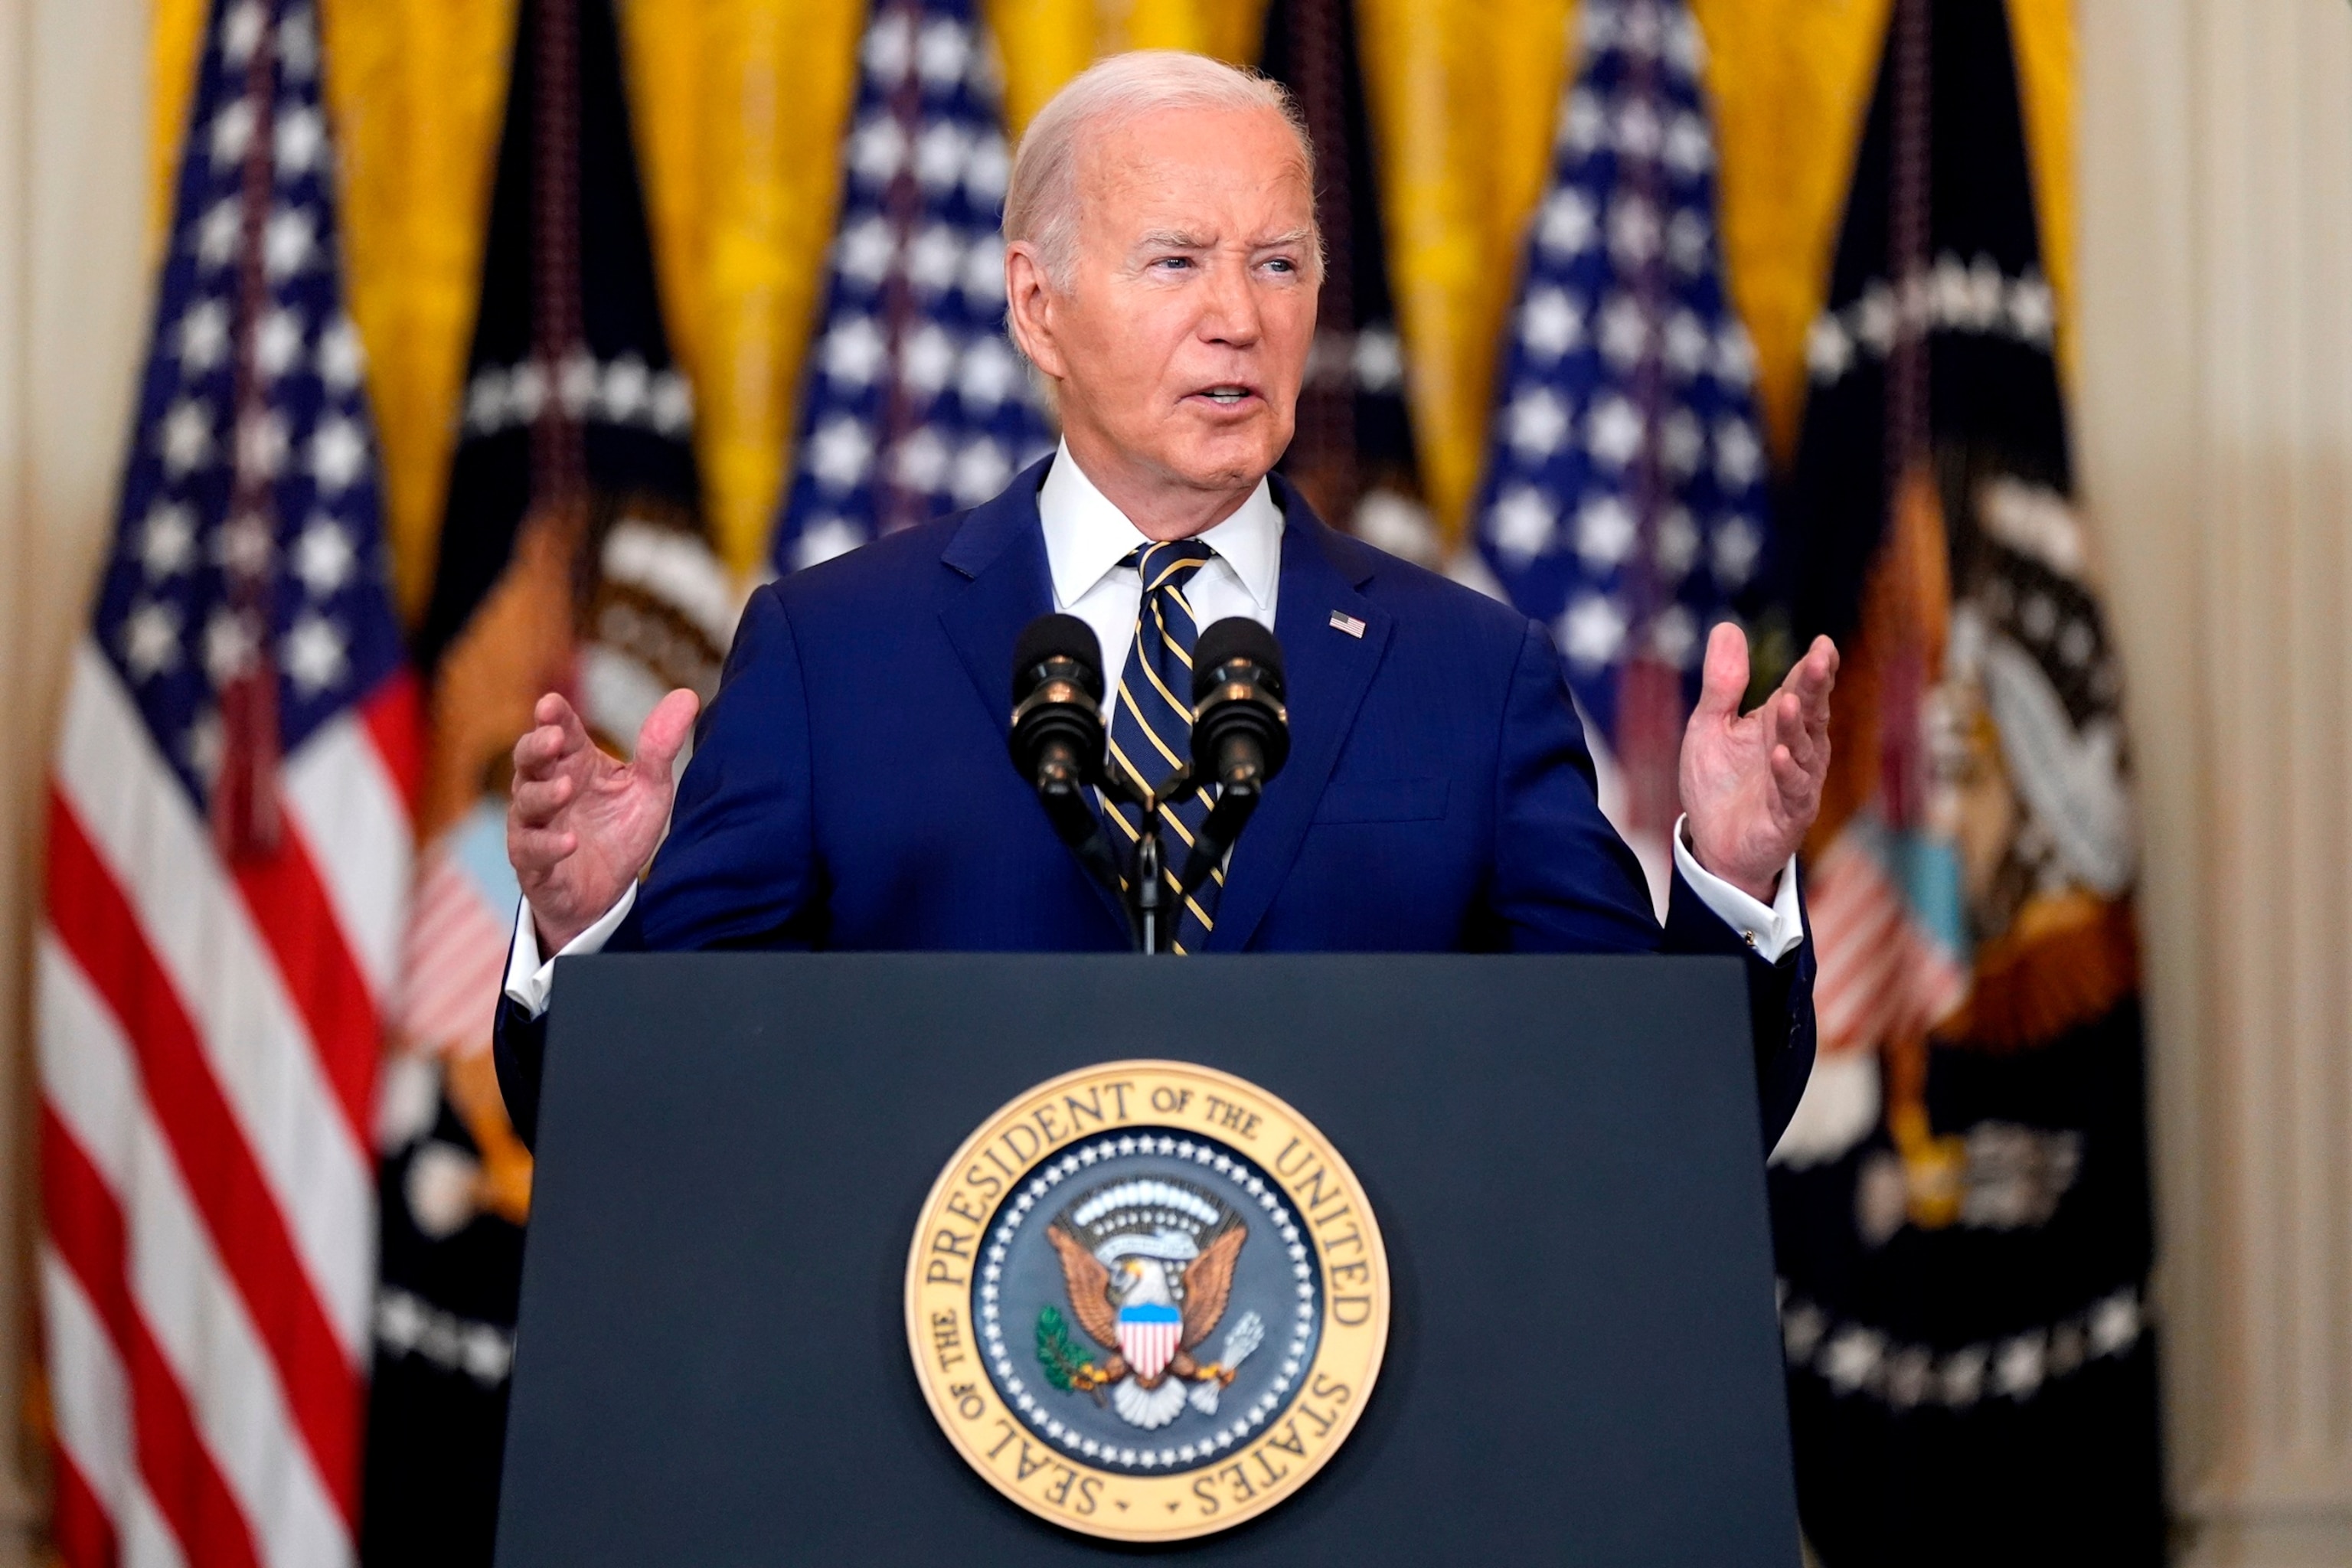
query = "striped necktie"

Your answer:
(1103, 539), (1221, 954)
